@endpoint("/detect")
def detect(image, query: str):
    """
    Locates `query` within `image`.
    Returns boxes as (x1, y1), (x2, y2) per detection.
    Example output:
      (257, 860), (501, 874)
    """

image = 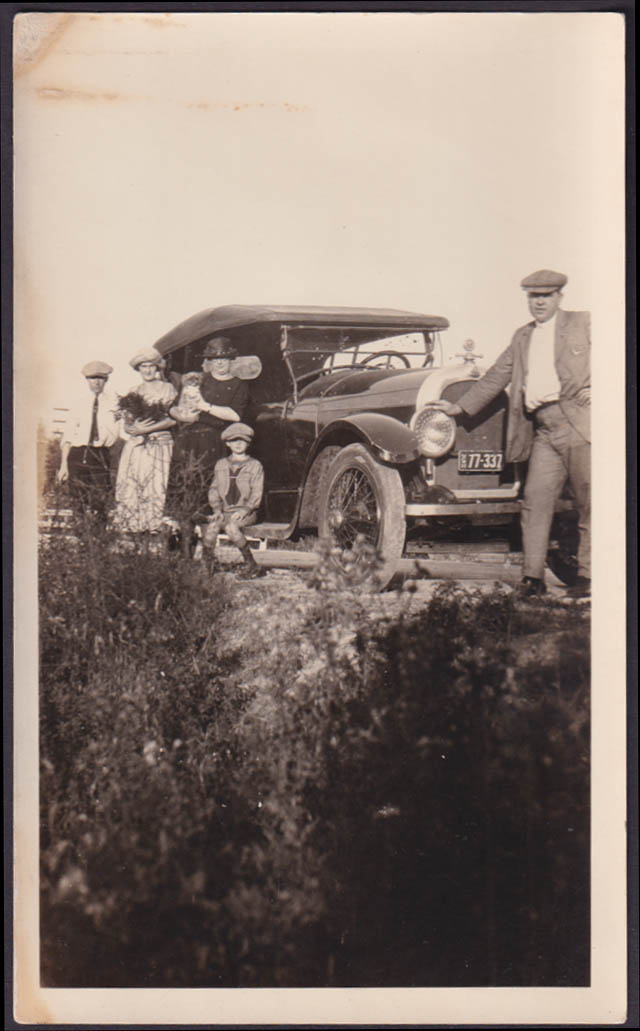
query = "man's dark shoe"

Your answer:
(517, 576), (547, 598)
(564, 576), (591, 599)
